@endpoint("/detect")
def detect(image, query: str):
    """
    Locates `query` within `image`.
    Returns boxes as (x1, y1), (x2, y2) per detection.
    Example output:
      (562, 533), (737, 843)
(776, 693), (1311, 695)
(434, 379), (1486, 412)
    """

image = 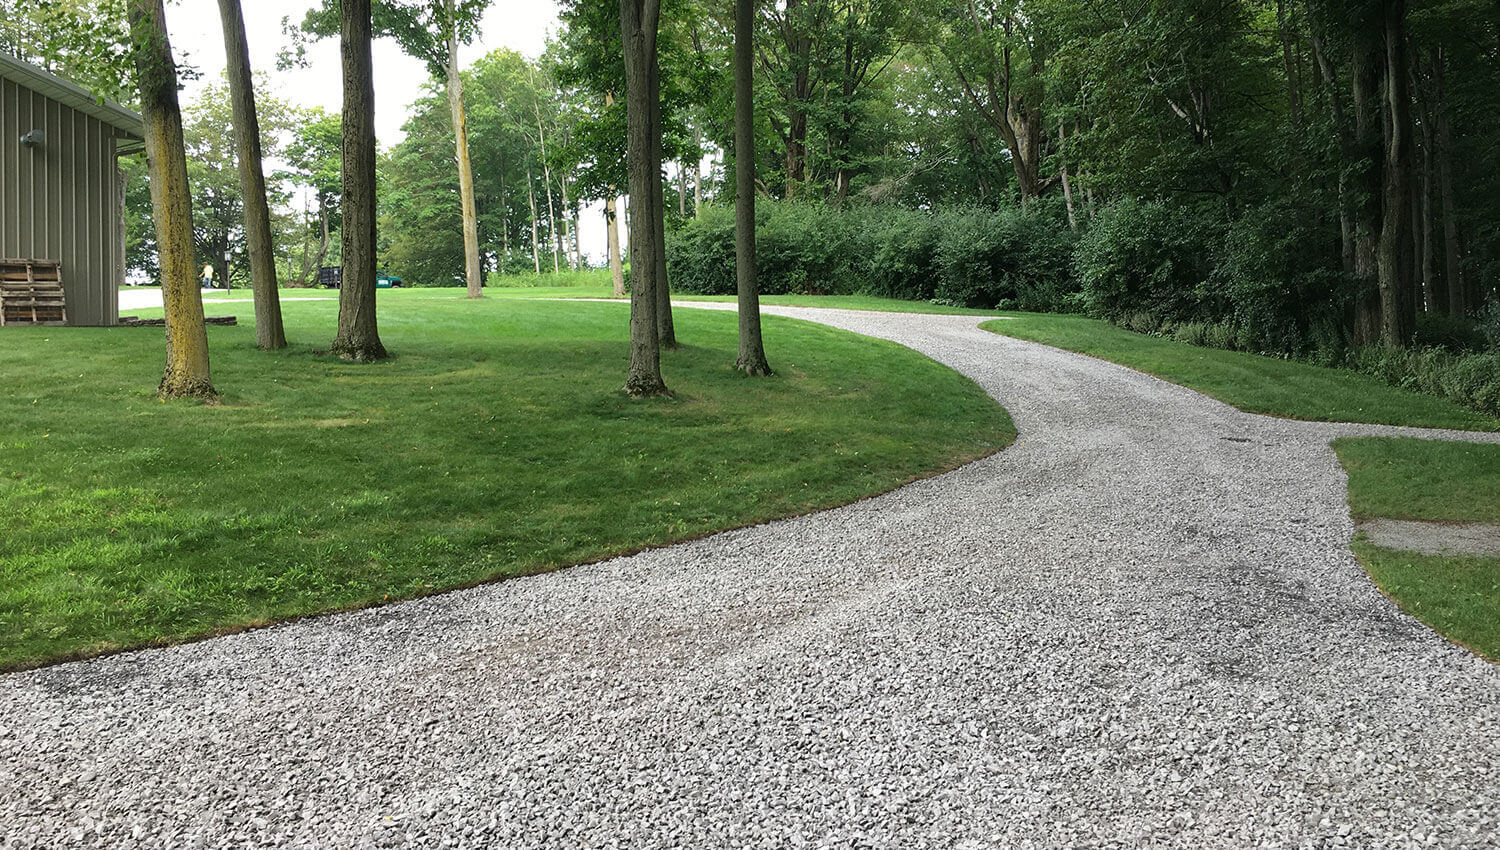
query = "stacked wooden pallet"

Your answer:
(0, 259), (67, 326)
